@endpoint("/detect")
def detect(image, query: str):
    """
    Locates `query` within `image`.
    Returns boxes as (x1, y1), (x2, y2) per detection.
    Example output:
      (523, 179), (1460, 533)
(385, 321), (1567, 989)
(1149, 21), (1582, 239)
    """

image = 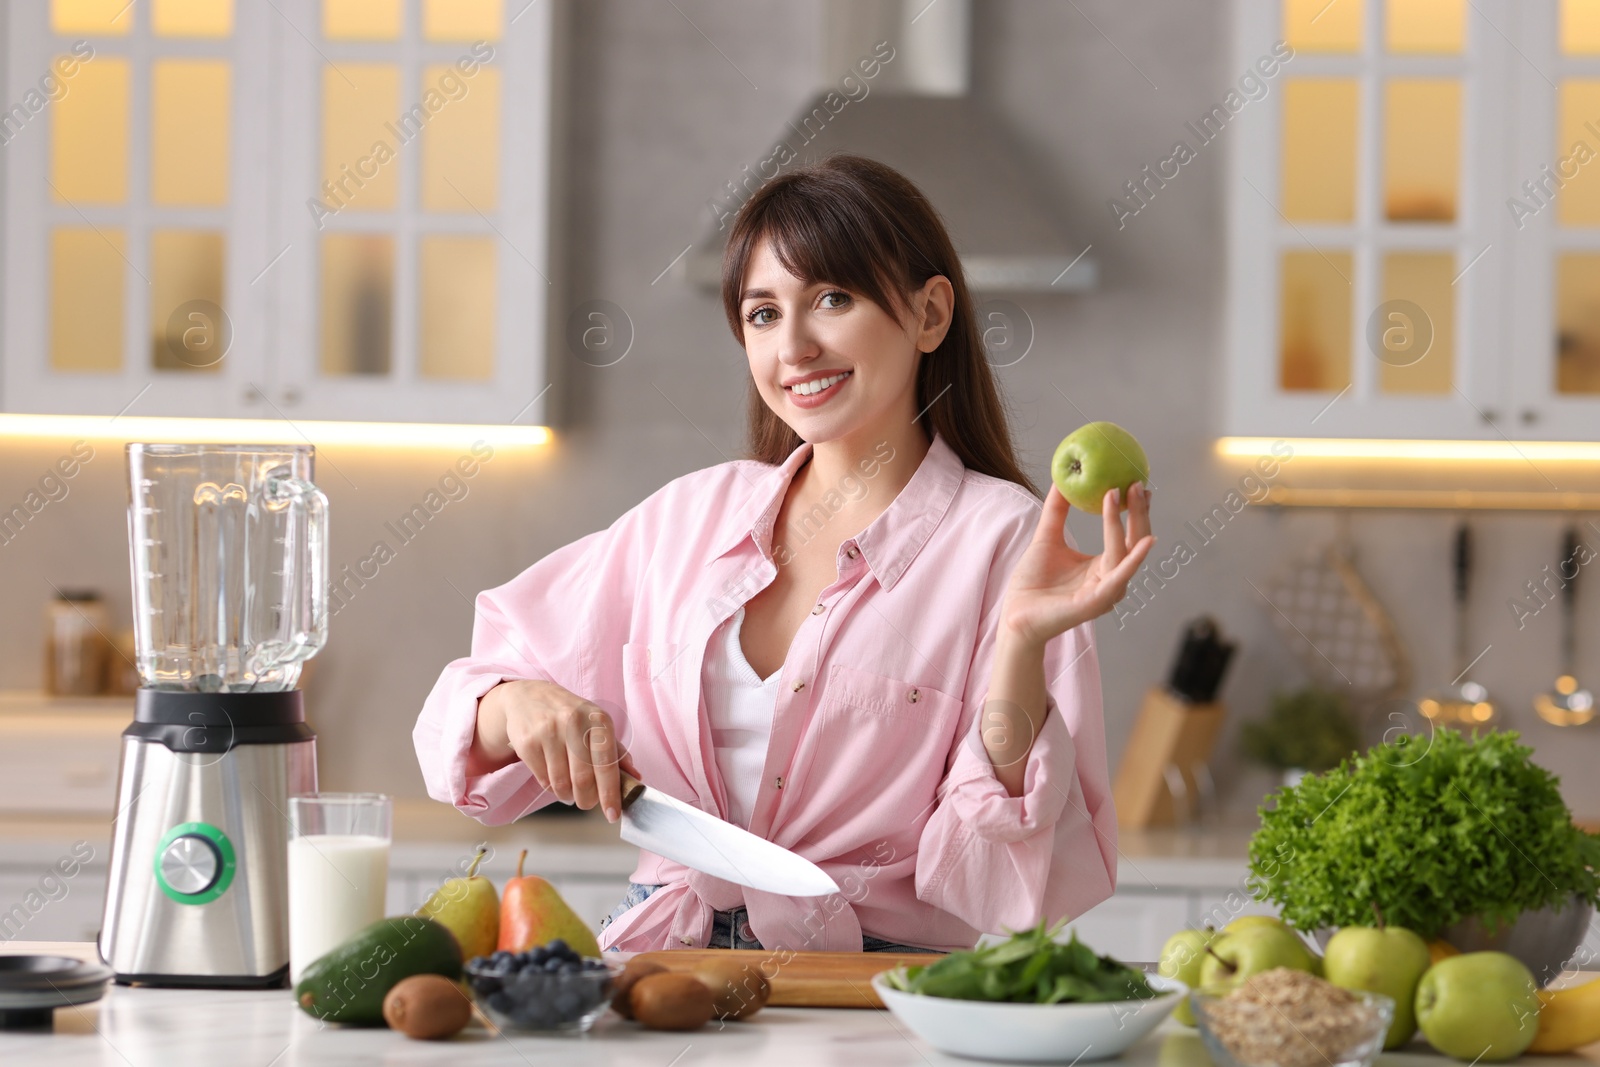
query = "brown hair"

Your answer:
(719, 154), (1039, 497)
